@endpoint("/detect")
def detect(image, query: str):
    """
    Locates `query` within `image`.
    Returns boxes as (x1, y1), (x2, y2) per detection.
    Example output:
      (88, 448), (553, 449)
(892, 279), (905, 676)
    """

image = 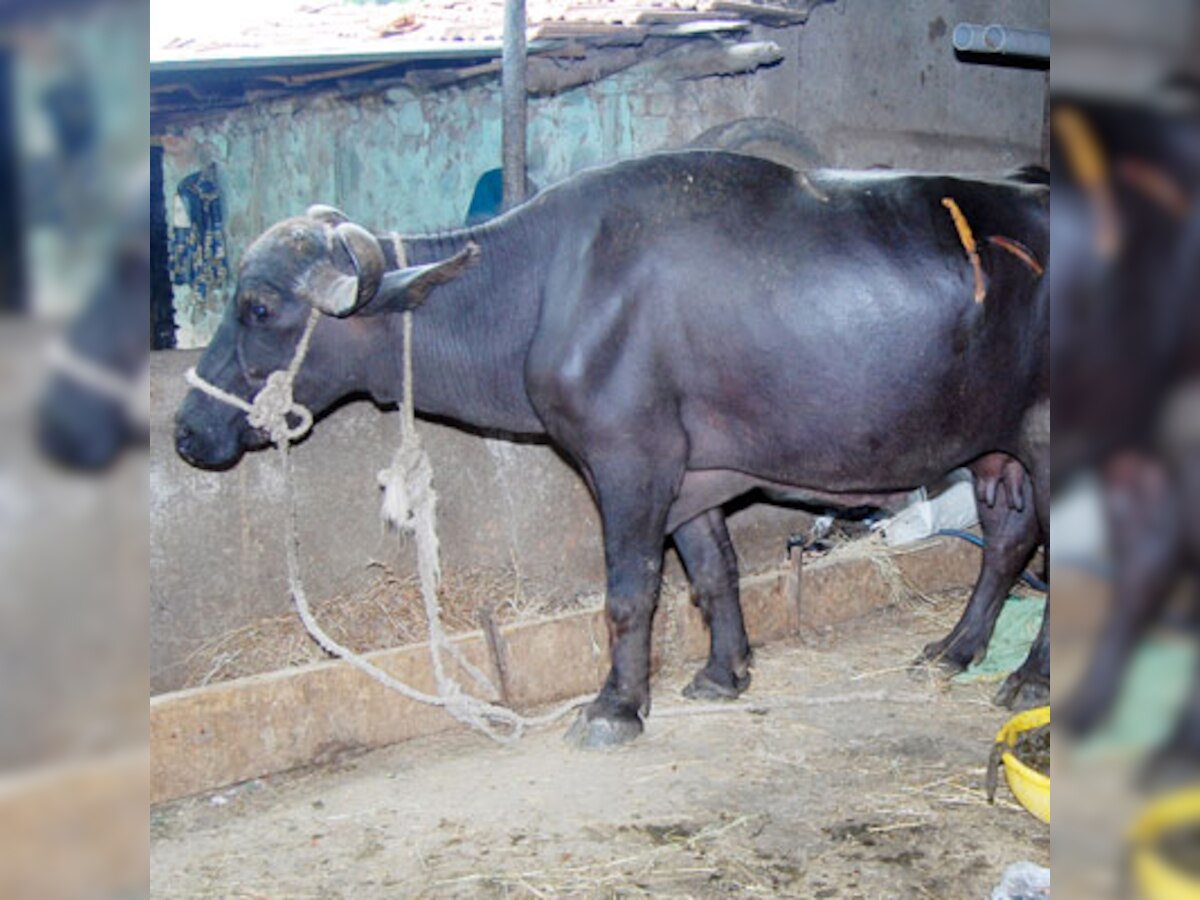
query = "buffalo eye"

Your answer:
(250, 303), (271, 323)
